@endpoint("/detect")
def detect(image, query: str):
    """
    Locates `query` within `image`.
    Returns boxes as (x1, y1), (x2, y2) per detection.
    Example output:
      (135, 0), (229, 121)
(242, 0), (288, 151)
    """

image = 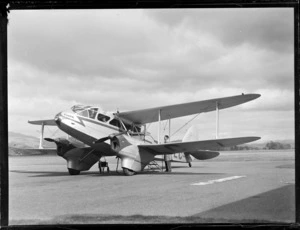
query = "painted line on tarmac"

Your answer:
(191, 175), (246, 186)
